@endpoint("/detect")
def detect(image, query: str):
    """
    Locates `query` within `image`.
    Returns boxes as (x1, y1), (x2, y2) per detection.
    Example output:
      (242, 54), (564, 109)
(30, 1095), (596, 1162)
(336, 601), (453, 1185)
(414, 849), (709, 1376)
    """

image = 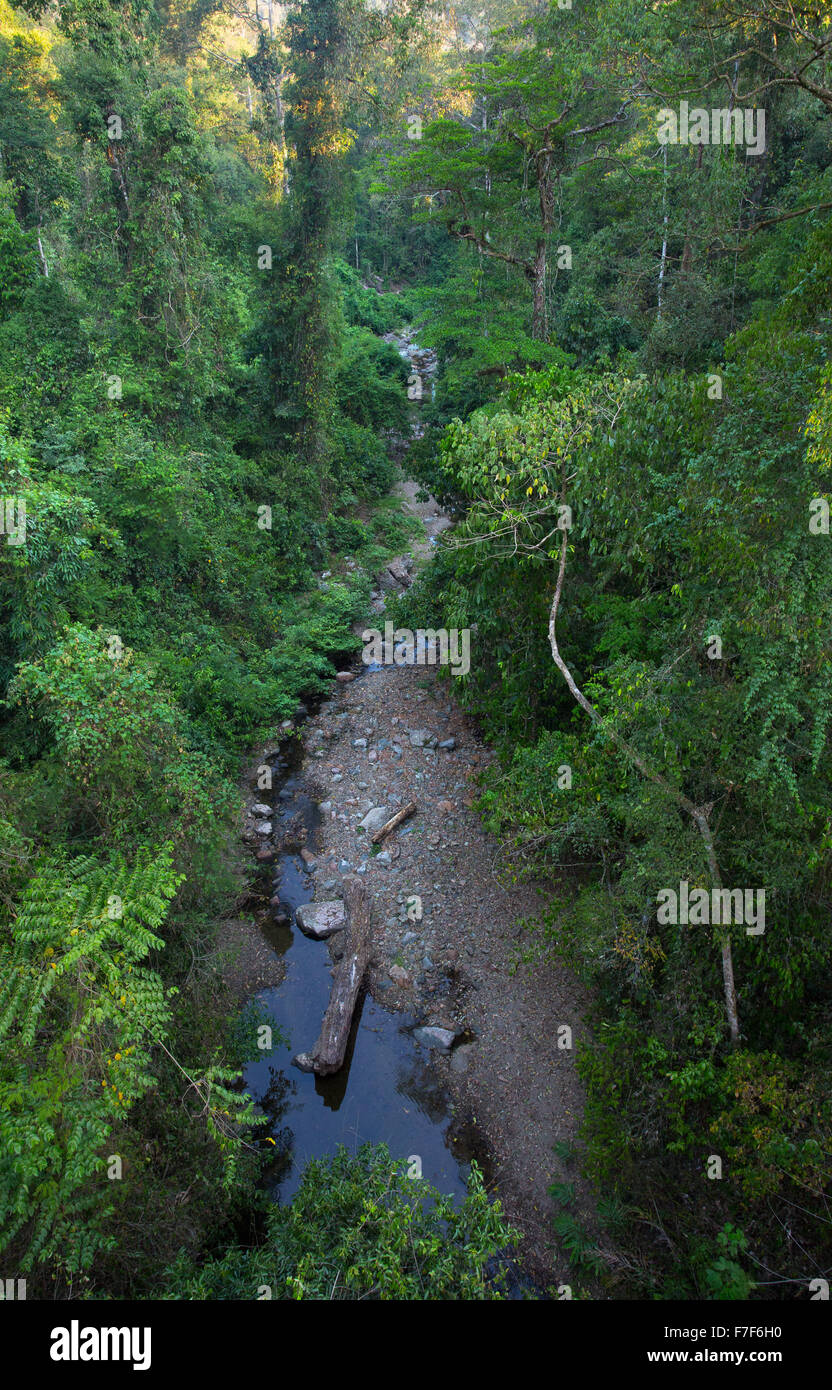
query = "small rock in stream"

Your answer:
(413, 1025), (456, 1052)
